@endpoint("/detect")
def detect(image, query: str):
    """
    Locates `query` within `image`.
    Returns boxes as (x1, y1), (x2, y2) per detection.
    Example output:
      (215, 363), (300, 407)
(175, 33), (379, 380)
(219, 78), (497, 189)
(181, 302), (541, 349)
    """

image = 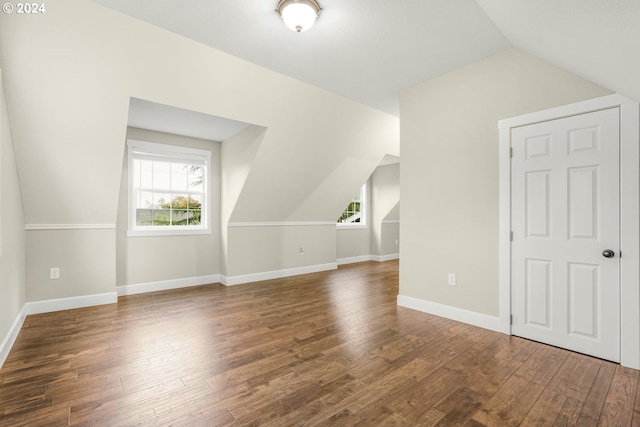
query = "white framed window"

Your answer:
(337, 184), (366, 228)
(127, 140), (211, 237)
